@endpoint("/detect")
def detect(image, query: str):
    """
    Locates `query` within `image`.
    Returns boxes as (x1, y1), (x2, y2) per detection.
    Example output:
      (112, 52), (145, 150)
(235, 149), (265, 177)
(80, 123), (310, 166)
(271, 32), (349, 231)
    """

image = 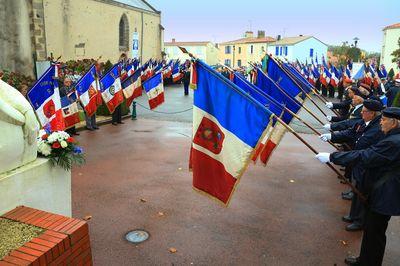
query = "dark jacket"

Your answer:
(330, 127), (400, 216)
(386, 84), (400, 107)
(331, 104), (363, 131)
(331, 98), (352, 122)
(331, 115), (384, 150)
